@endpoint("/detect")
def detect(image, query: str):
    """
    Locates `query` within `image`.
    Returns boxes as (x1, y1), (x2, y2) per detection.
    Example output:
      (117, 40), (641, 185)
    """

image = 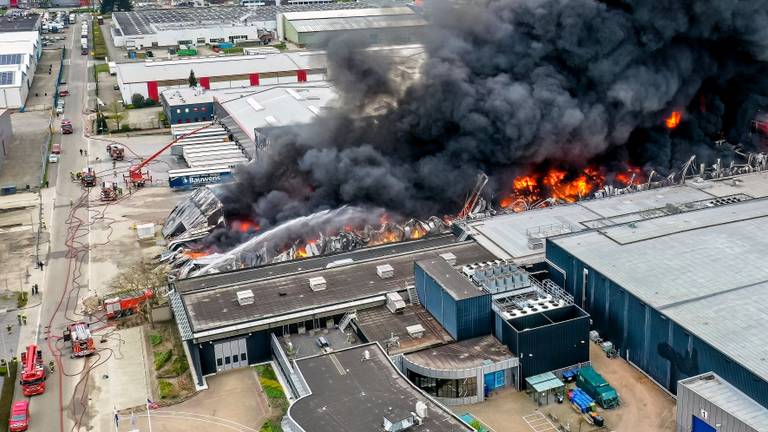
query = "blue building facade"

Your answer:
(161, 95), (214, 125)
(414, 261), (492, 341)
(546, 240), (768, 408)
(494, 305), (590, 380)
